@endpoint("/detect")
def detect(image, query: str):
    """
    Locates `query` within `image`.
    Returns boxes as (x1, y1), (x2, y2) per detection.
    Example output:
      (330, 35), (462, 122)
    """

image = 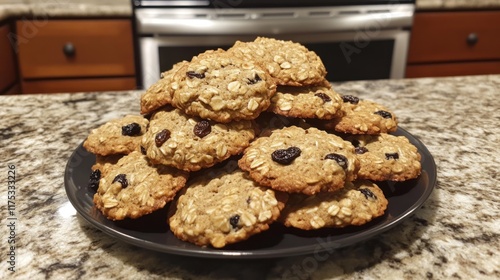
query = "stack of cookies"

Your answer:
(82, 37), (422, 248)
